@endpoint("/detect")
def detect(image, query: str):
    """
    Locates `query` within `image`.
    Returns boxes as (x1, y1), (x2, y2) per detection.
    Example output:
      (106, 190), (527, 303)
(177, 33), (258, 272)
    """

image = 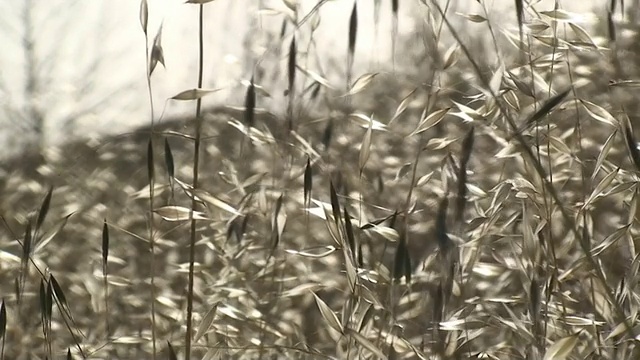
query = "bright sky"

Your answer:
(0, 0), (612, 152)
